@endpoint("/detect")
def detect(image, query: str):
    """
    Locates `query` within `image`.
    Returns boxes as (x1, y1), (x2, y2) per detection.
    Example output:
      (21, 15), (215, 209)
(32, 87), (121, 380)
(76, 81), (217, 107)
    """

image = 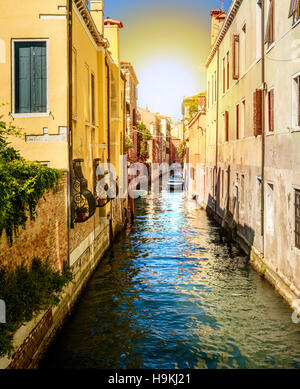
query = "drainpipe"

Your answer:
(261, 0), (265, 244)
(67, 0), (73, 269)
(105, 58), (113, 244)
